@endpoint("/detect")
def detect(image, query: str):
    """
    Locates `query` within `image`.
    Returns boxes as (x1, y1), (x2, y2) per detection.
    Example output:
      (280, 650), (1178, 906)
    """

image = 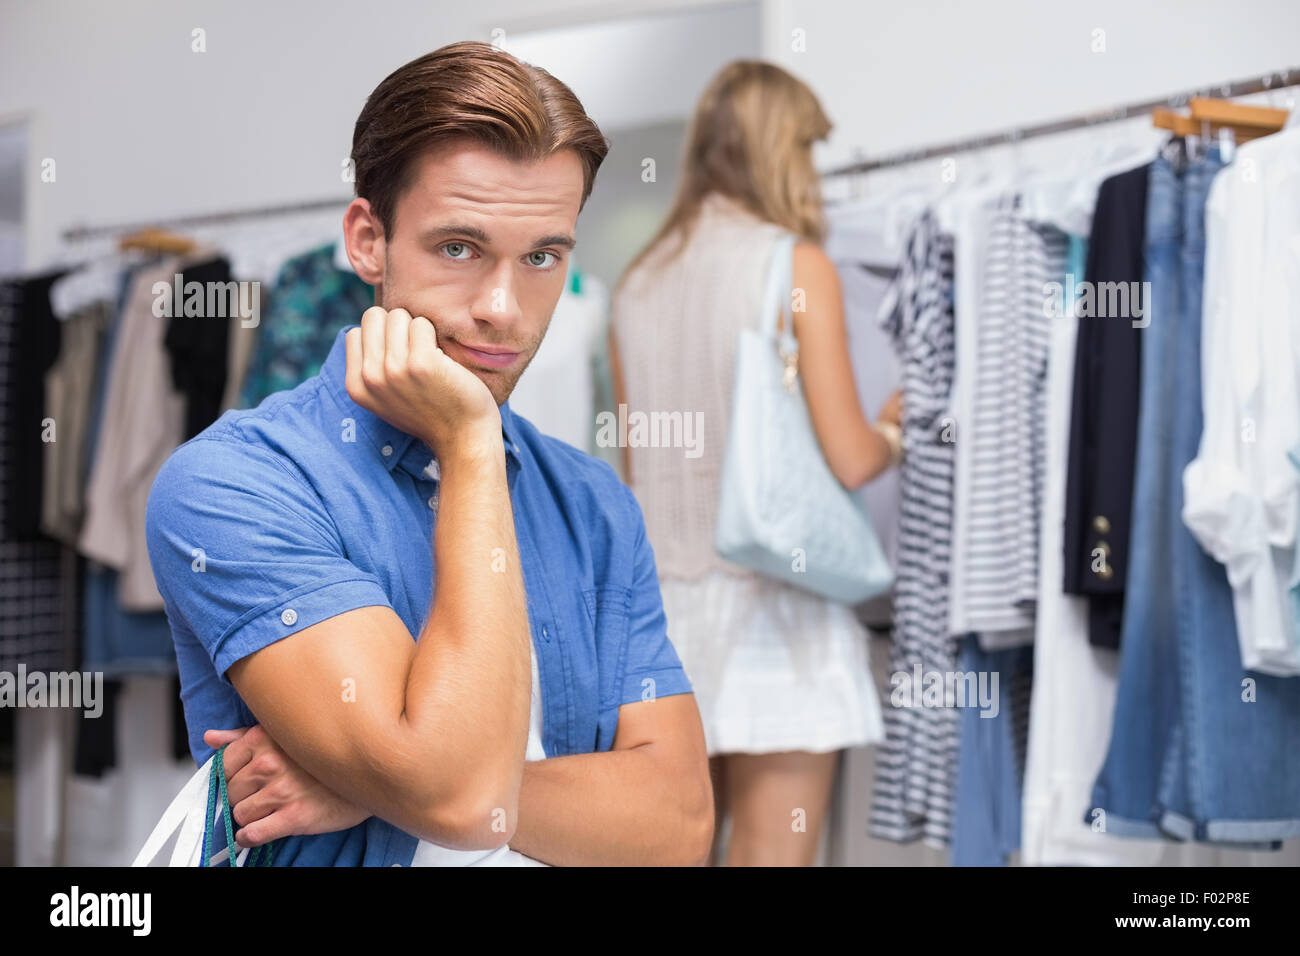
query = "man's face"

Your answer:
(346, 139), (584, 405)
